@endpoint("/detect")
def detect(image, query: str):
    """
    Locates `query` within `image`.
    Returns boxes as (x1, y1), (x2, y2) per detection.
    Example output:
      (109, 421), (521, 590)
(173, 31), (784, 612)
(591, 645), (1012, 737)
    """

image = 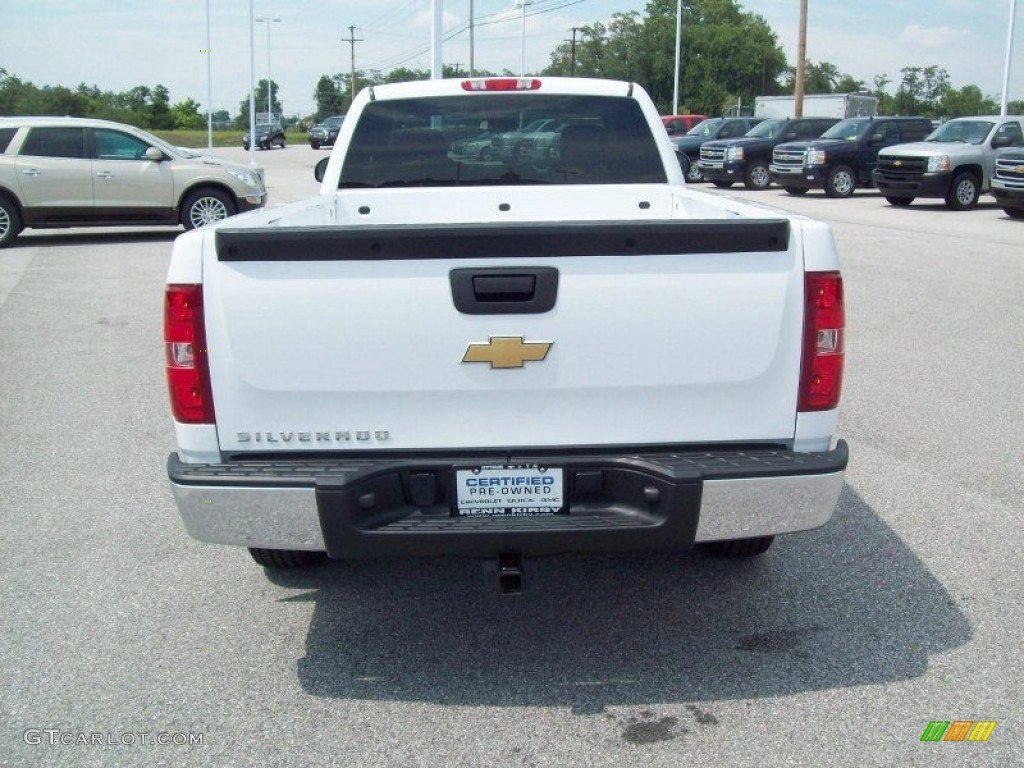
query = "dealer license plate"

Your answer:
(455, 465), (564, 517)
